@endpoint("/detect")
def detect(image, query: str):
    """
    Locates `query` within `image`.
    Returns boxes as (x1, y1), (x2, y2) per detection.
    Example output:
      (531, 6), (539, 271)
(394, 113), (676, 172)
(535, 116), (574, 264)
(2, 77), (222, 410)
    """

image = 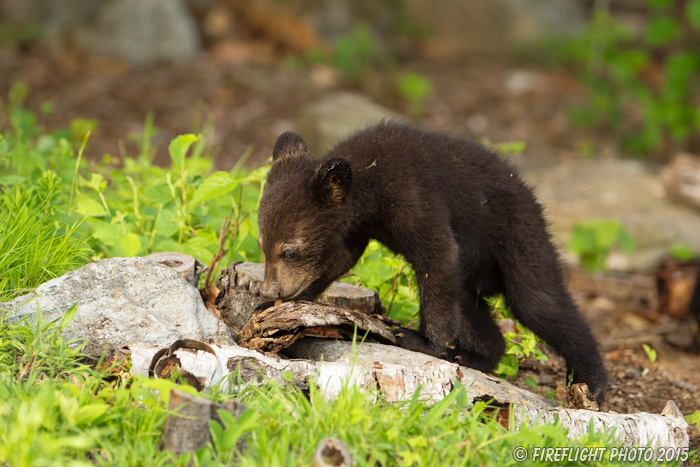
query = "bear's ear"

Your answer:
(313, 158), (352, 205)
(273, 131), (309, 161)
